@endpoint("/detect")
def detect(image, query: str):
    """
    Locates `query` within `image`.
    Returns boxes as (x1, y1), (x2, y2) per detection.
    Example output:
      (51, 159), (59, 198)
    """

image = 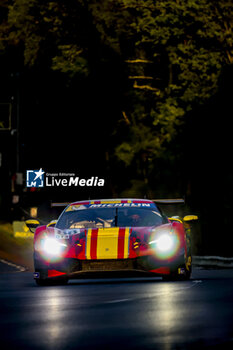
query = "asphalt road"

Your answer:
(1, 265), (233, 350)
